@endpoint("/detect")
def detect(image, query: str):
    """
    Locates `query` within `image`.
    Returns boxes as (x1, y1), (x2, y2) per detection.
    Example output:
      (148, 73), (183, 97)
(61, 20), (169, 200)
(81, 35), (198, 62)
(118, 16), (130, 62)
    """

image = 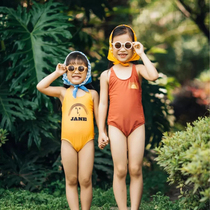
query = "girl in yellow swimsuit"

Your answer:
(36, 51), (99, 210)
